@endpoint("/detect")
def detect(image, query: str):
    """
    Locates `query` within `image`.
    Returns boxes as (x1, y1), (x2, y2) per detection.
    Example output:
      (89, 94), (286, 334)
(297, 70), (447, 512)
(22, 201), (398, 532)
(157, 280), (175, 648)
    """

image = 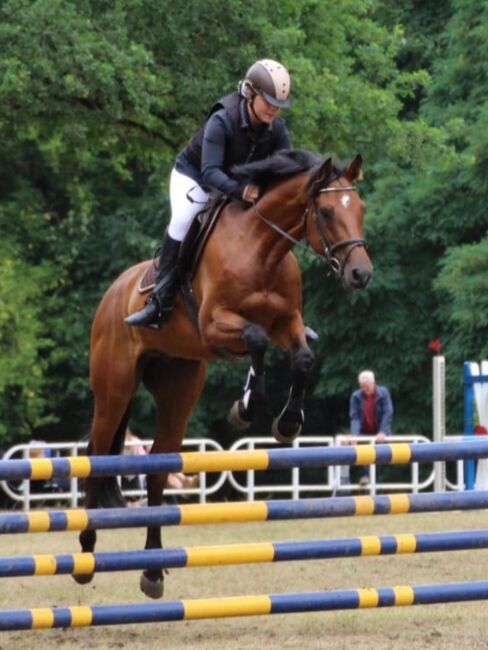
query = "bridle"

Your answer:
(251, 182), (367, 276)
(312, 185), (367, 274)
